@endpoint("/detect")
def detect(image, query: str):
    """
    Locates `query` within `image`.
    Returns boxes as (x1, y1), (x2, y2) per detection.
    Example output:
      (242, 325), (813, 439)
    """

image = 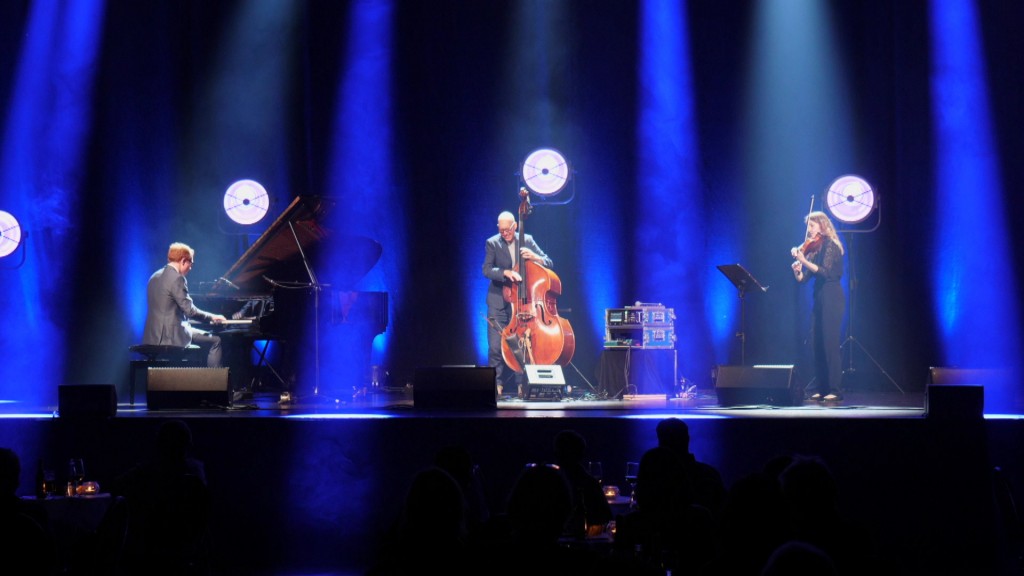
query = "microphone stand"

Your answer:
(284, 220), (336, 404)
